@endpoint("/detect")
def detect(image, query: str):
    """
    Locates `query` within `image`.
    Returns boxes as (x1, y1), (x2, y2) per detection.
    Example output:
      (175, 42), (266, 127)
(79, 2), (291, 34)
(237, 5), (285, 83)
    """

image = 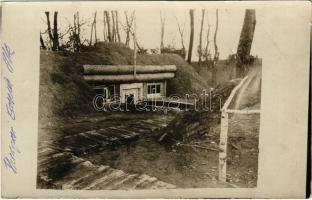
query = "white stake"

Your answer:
(219, 111), (228, 182)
